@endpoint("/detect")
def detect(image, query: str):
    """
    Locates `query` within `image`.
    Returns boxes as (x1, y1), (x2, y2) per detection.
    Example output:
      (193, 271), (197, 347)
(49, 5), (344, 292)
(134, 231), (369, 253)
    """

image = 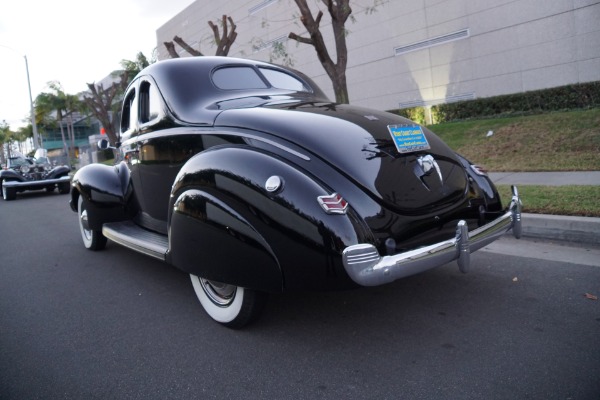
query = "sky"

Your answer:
(0, 0), (195, 129)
